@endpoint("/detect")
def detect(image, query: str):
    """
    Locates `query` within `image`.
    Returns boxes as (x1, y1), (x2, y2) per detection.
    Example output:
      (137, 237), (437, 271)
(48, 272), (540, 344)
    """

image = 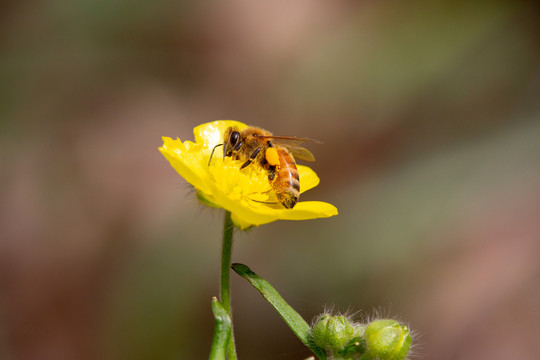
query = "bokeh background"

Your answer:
(1, 1), (540, 359)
